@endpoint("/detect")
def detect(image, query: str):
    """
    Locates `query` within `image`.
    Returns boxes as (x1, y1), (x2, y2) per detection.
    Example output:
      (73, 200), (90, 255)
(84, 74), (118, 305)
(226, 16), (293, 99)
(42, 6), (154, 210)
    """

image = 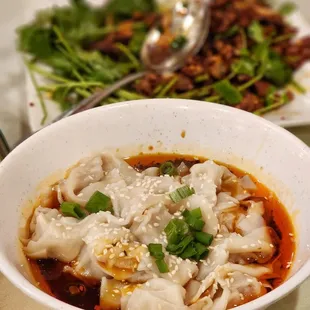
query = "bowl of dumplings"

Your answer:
(0, 99), (310, 310)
